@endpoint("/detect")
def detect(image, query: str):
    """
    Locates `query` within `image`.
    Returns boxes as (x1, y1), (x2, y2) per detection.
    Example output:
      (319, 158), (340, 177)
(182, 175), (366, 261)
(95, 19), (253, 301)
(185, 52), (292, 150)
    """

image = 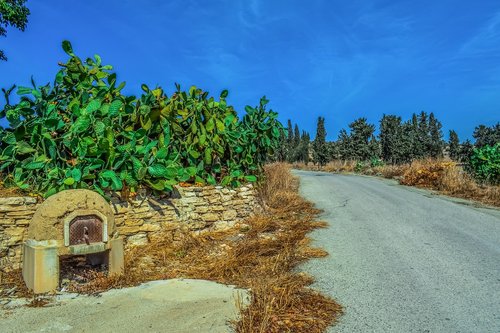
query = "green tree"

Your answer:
(327, 141), (339, 160)
(0, 0), (30, 61)
(297, 131), (310, 165)
(409, 113), (422, 160)
(347, 117), (379, 161)
(448, 130), (460, 161)
(473, 123), (500, 148)
(286, 119), (294, 162)
(313, 117), (328, 166)
(273, 126), (287, 162)
(459, 139), (474, 165)
(293, 124), (300, 148)
(417, 111), (430, 158)
(380, 114), (403, 164)
(337, 129), (352, 160)
(428, 112), (443, 158)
